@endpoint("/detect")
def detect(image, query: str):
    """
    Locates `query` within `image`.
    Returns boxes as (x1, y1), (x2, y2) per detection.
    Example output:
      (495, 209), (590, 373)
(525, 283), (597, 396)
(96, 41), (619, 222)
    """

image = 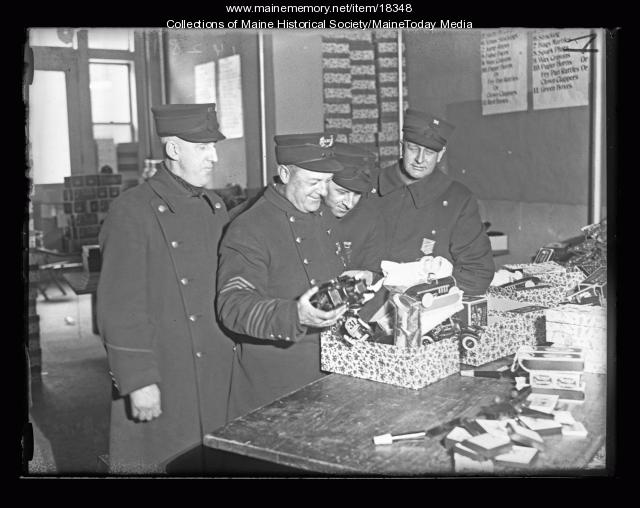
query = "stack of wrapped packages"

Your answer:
(484, 219), (608, 374)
